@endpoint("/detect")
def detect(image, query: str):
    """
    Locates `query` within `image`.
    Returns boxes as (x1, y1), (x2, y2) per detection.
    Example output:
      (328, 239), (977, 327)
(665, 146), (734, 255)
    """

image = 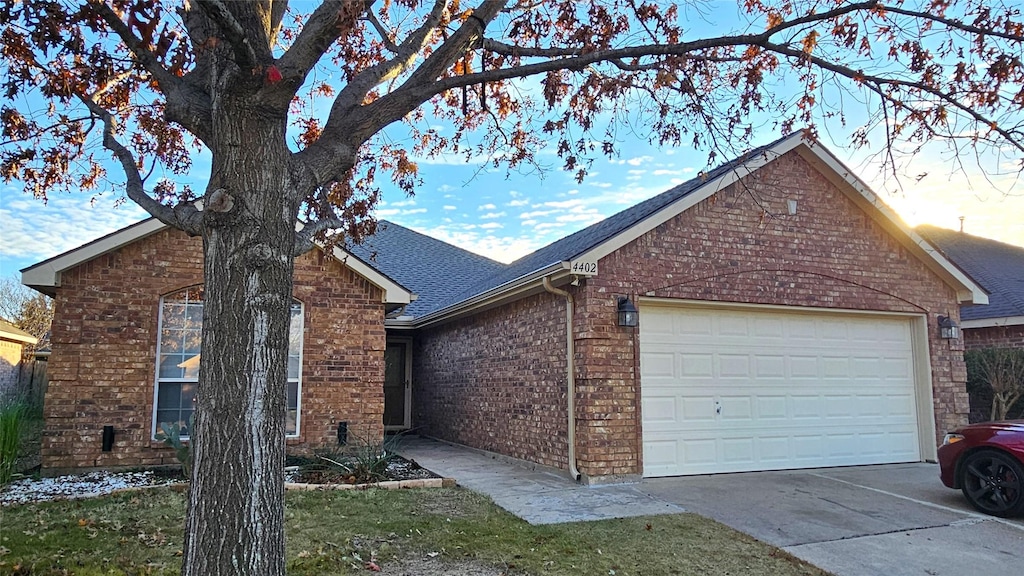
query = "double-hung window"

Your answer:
(153, 286), (303, 438)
